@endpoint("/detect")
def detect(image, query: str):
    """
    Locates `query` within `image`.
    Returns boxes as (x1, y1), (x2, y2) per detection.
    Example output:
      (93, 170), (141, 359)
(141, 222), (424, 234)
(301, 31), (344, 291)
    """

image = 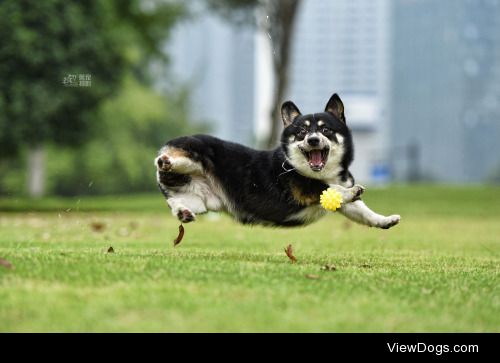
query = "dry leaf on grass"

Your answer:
(90, 222), (106, 232)
(284, 244), (297, 262)
(173, 225), (185, 247)
(0, 257), (13, 269)
(107, 246), (115, 253)
(305, 274), (320, 279)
